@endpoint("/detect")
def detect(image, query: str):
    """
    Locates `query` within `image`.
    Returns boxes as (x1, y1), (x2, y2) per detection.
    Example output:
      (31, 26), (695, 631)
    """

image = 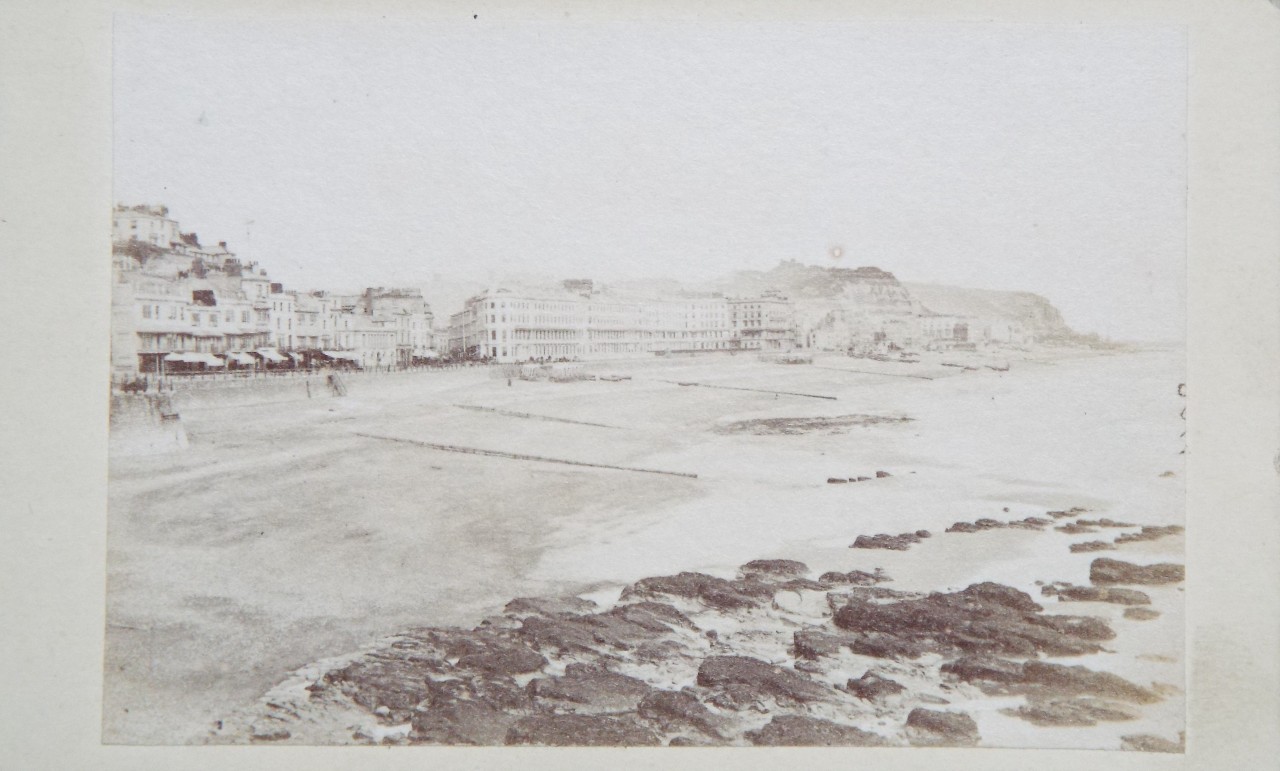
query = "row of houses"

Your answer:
(445, 281), (798, 363)
(110, 204), (1030, 377)
(110, 205), (437, 377)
